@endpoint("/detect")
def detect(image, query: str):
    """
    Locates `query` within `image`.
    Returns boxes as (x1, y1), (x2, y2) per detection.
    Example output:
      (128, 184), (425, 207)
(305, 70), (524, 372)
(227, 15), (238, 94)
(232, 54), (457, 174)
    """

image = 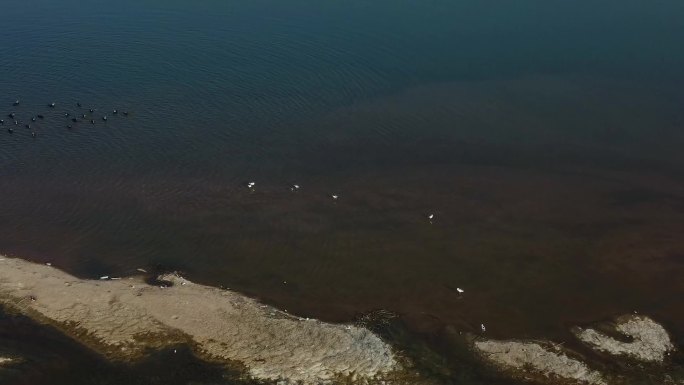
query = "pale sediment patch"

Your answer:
(0, 357), (14, 366)
(573, 315), (675, 363)
(472, 339), (607, 385)
(0, 257), (399, 384)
